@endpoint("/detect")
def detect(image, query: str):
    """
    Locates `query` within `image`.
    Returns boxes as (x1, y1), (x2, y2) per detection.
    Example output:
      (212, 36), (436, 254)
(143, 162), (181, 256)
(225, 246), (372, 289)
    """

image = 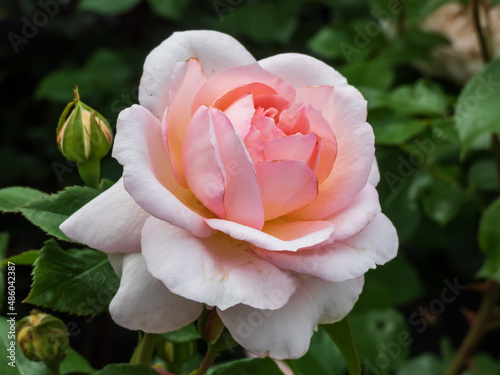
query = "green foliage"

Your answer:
(1, 250), (39, 266)
(60, 347), (95, 374)
(25, 239), (119, 315)
(207, 358), (284, 375)
(287, 329), (346, 375)
(78, 0), (142, 15)
(147, 0), (191, 20)
(0, 187), (48, 213)
(351, 309), (411, 374)
(321, 317), (361, 375)
(93, 364), (159, 374)
(395, 353), (444, 375)
(162, 323), (201, 343)
(478, 198), (500, 281)
(354, 252), (424, 312)
(456, 59), (500, 157)
(19, 186), (99, 242)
